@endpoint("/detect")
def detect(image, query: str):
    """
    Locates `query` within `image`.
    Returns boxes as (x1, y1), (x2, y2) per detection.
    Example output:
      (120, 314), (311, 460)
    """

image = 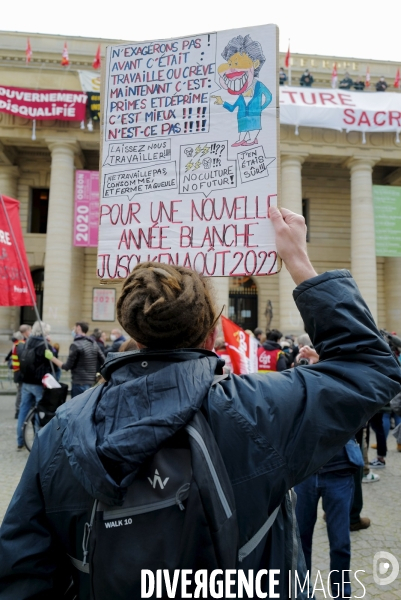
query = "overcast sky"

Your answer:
(2, 0), (401, 63)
